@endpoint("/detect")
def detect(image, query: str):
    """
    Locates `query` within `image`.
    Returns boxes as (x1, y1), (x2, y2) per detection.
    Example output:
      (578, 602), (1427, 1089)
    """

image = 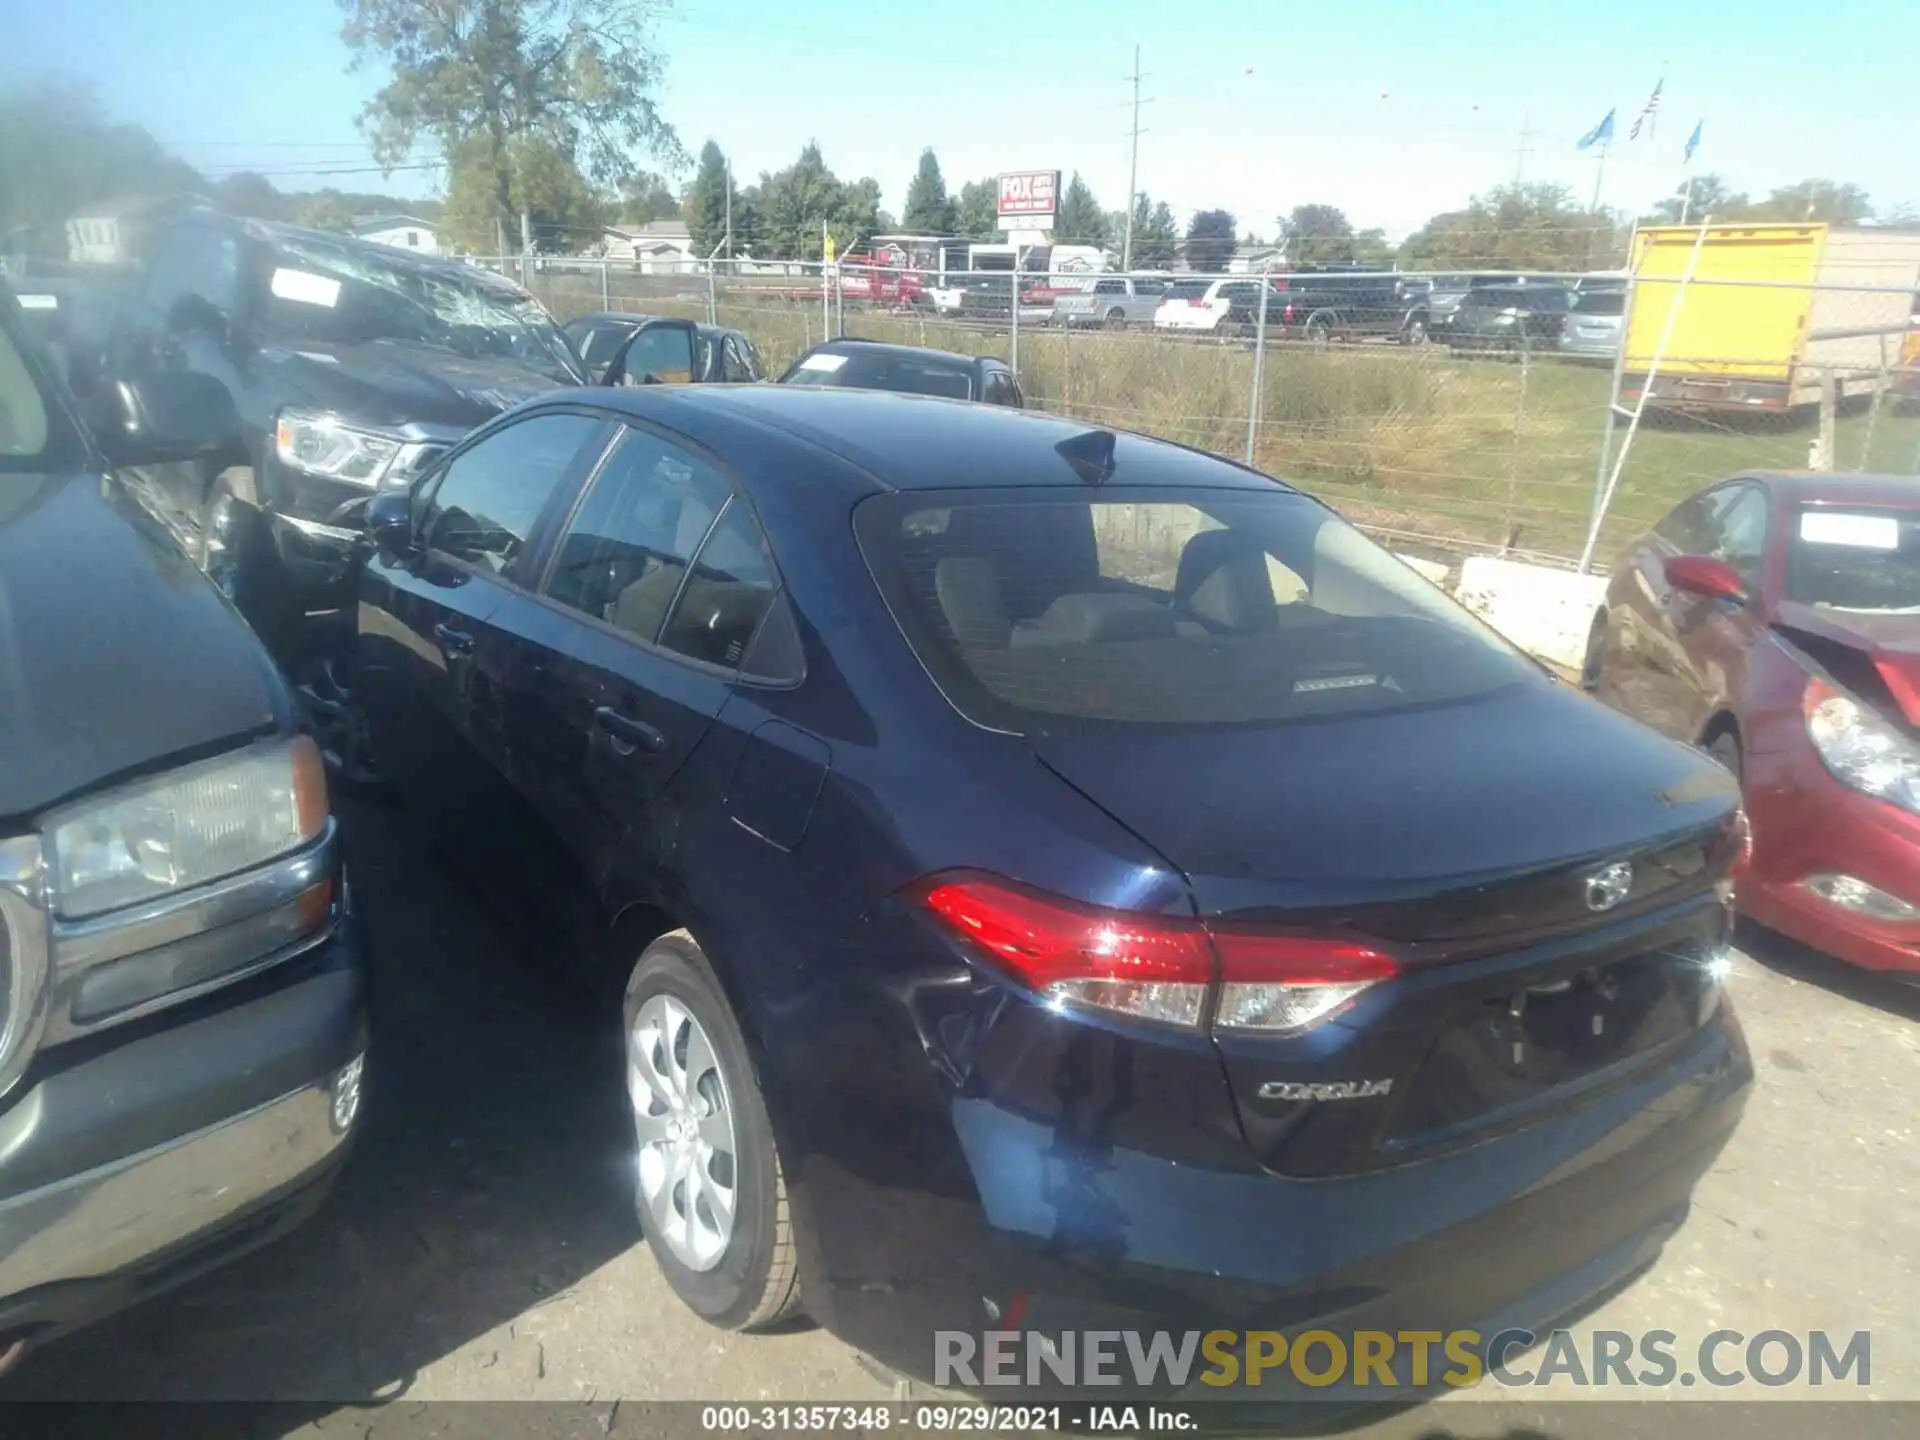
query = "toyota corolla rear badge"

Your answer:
(1584, 861), (1635, 912)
